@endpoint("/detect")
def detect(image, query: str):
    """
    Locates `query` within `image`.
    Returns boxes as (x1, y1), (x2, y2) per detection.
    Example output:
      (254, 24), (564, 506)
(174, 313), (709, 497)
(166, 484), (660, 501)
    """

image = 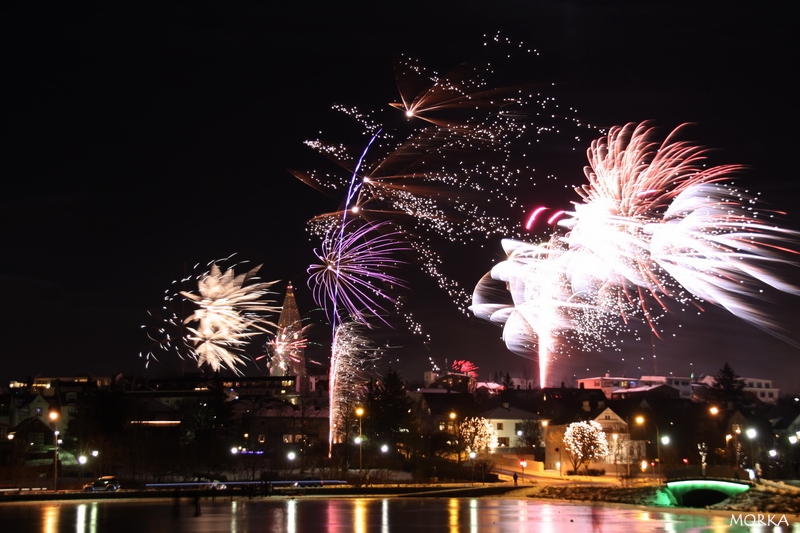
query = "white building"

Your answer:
(575, 374), (639, 399)
(640, 375), (693, 399)
(698, 375), (780, 404)
(481, 405), (543, 449)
